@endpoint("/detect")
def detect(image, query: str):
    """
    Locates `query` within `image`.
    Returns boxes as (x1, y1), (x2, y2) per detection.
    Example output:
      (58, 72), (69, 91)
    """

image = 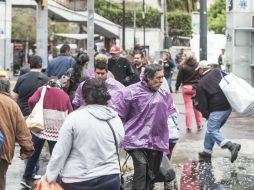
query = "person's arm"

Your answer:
(15, 107), (34, 160)
(28, 88), (42, 111)
(110, 89), (130, 123)
(175, 67), (183, 92)
(196, 85), (209, 119)
(72, 82), (84, 109)
(46, 116), (73, 183)
(12, 79), (21, 102)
